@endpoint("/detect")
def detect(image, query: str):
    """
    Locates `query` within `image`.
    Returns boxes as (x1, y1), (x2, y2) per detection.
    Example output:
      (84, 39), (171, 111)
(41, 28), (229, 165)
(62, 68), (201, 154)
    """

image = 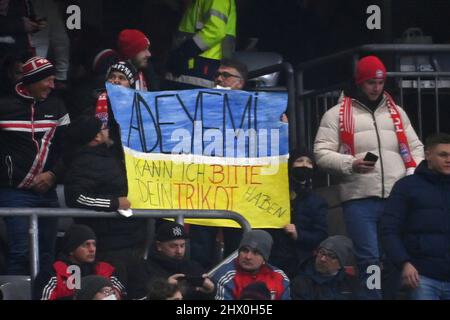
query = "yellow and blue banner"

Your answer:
(107, 84), (290, 228)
